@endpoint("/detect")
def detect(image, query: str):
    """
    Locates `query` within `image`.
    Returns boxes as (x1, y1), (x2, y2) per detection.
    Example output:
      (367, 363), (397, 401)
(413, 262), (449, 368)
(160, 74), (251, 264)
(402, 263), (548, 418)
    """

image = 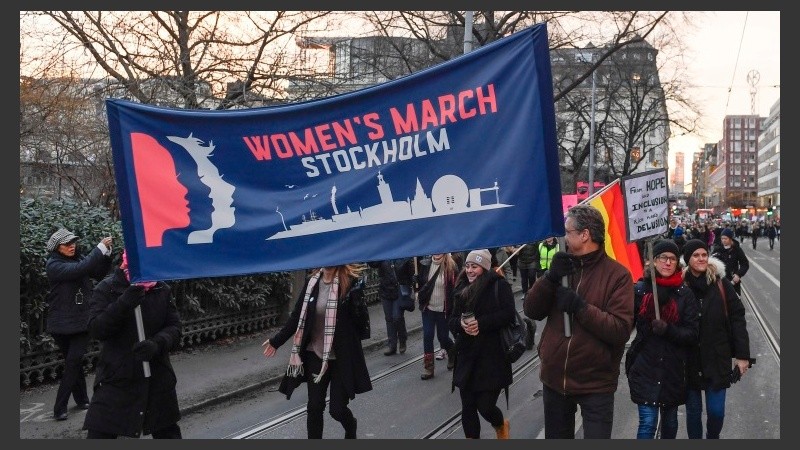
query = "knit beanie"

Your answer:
(465, 249), (492, 271)
(721, 228), (735, 239)
(652, 239), (680, 259)
(682, 239), (708, 265)
(673, 227), (684, 238)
